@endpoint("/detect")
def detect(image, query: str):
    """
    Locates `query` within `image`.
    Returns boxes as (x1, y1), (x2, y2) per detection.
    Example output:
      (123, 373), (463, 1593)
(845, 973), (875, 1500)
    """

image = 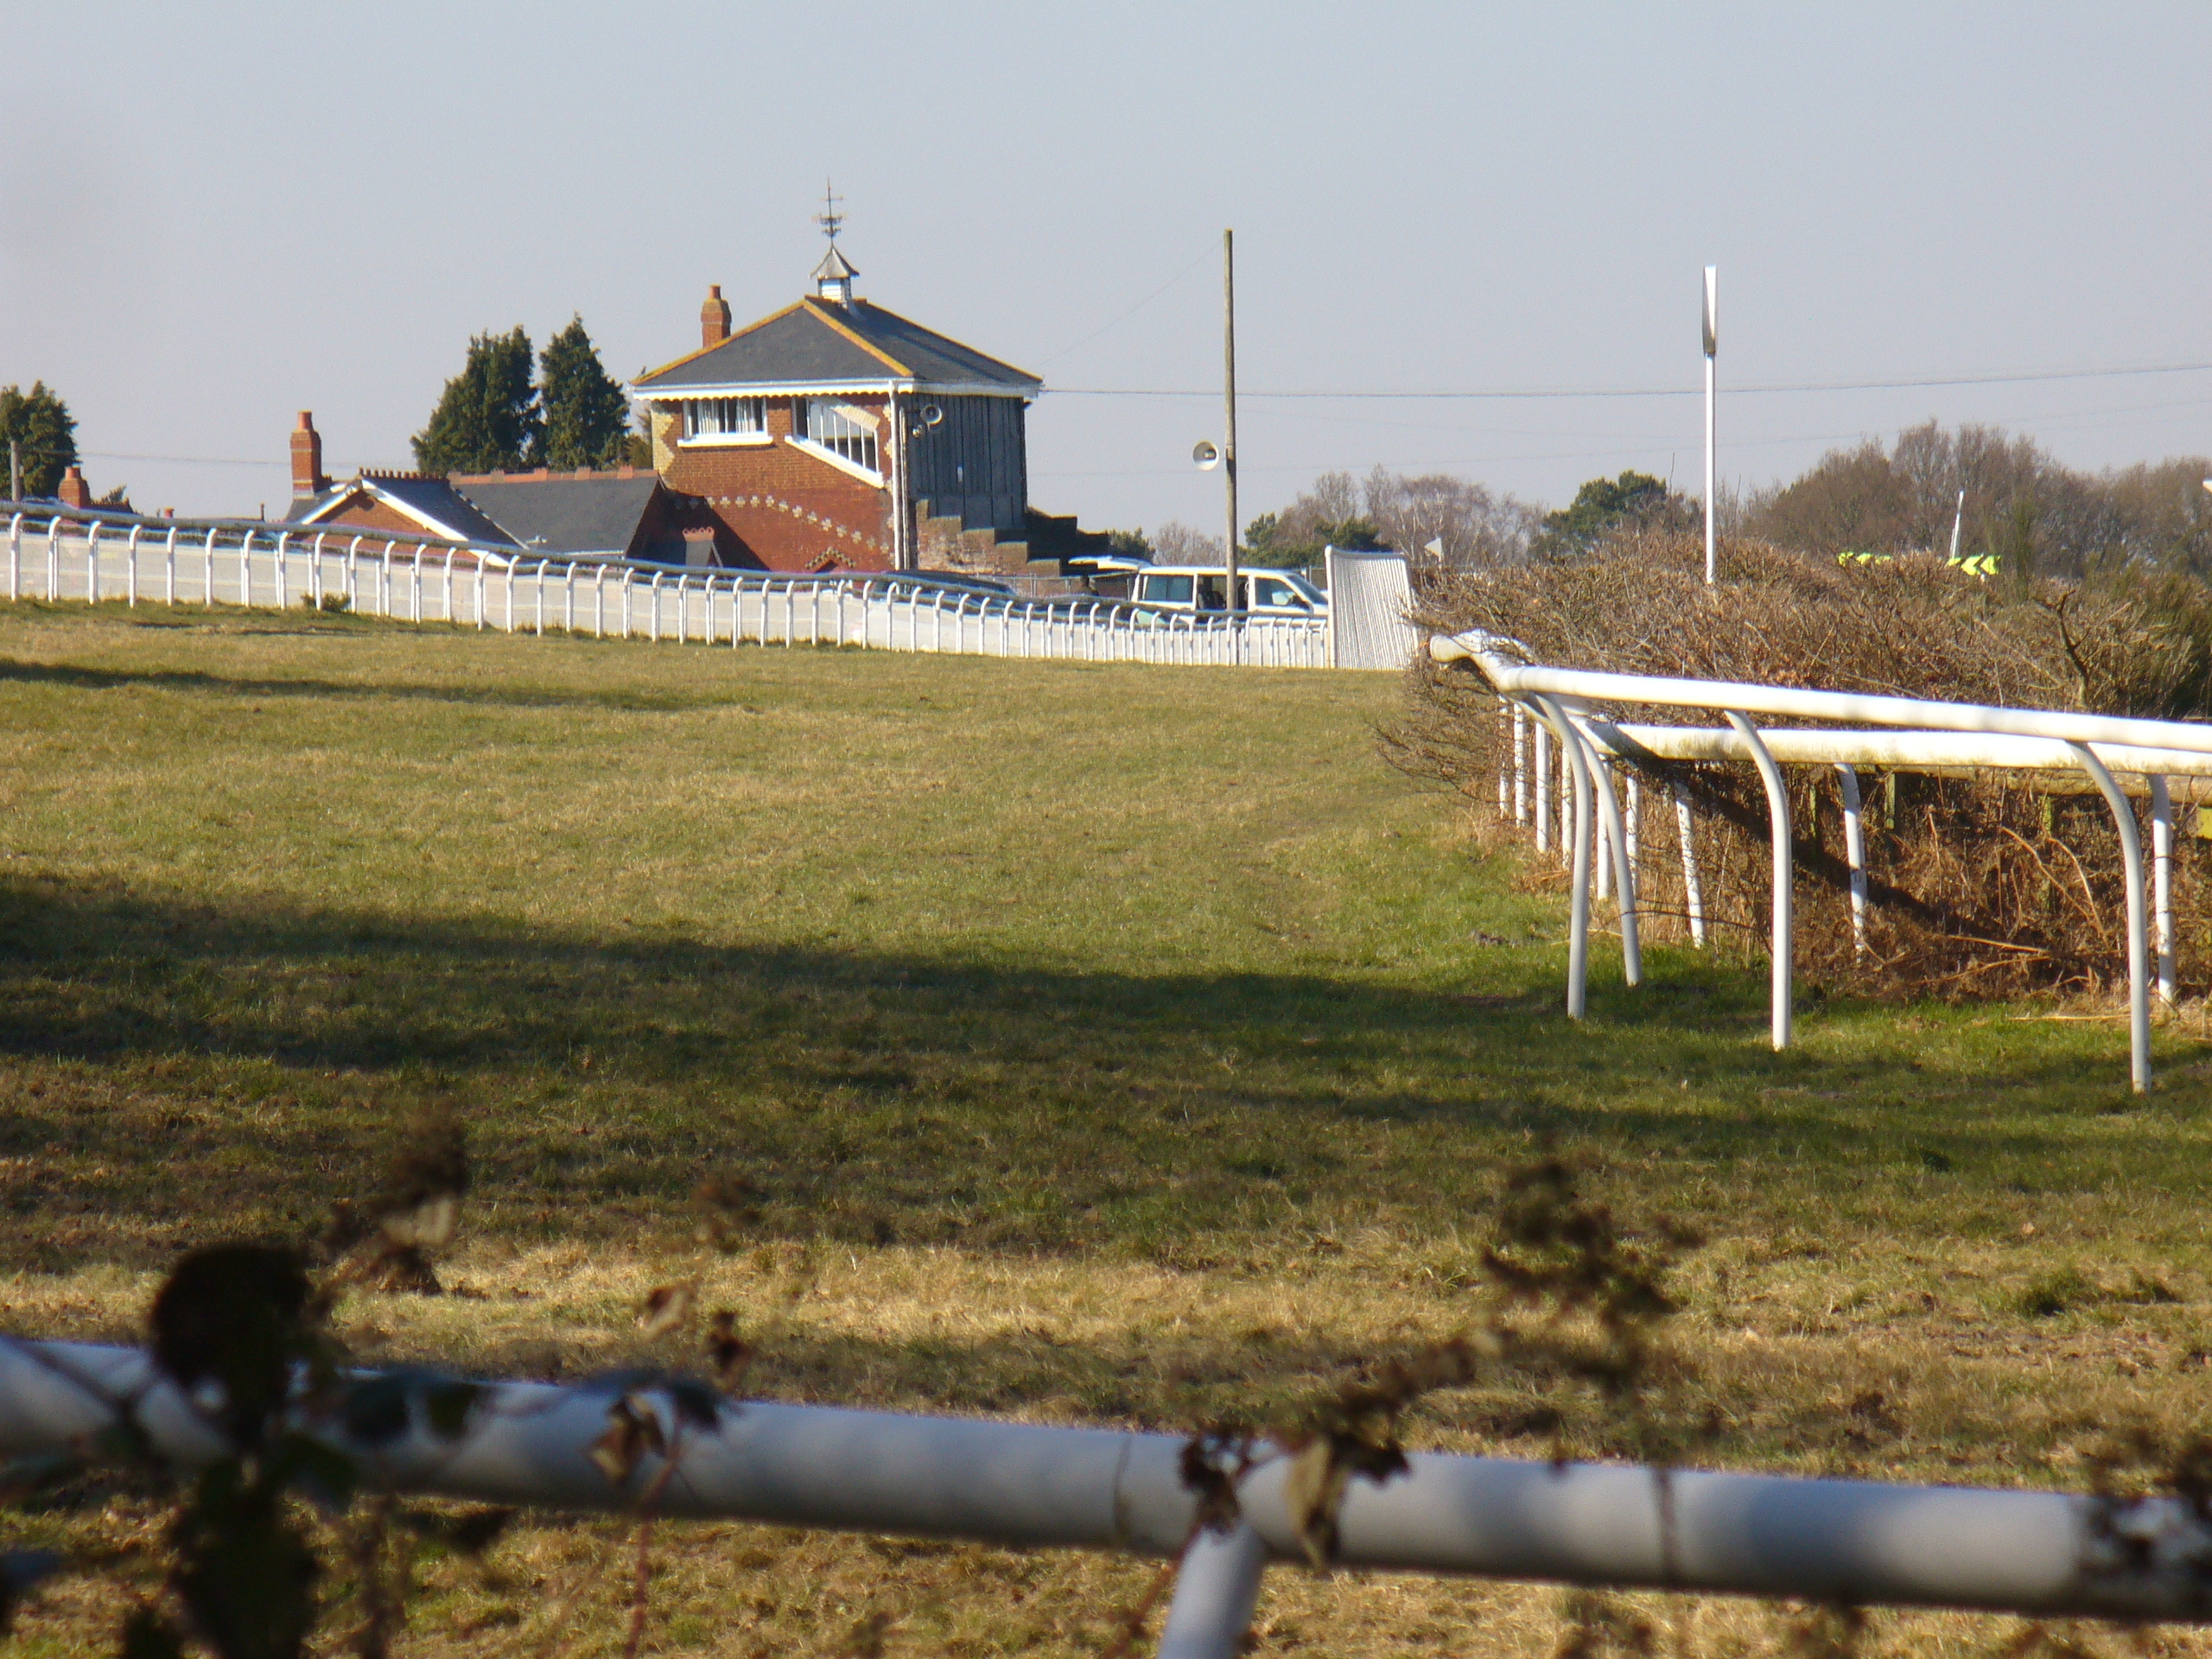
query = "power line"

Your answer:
(1034, 247), (1214, 367)
(1043, 359), (2212, 401)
